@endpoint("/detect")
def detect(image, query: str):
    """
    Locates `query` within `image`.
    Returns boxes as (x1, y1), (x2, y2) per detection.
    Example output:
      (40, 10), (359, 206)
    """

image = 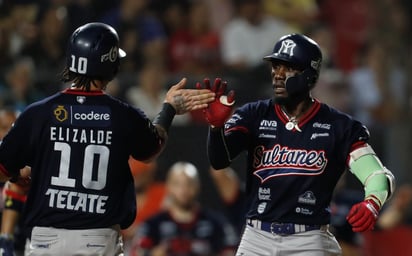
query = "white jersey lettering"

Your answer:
(50, 126), (112, 145)
(45, 188), (108, 214)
